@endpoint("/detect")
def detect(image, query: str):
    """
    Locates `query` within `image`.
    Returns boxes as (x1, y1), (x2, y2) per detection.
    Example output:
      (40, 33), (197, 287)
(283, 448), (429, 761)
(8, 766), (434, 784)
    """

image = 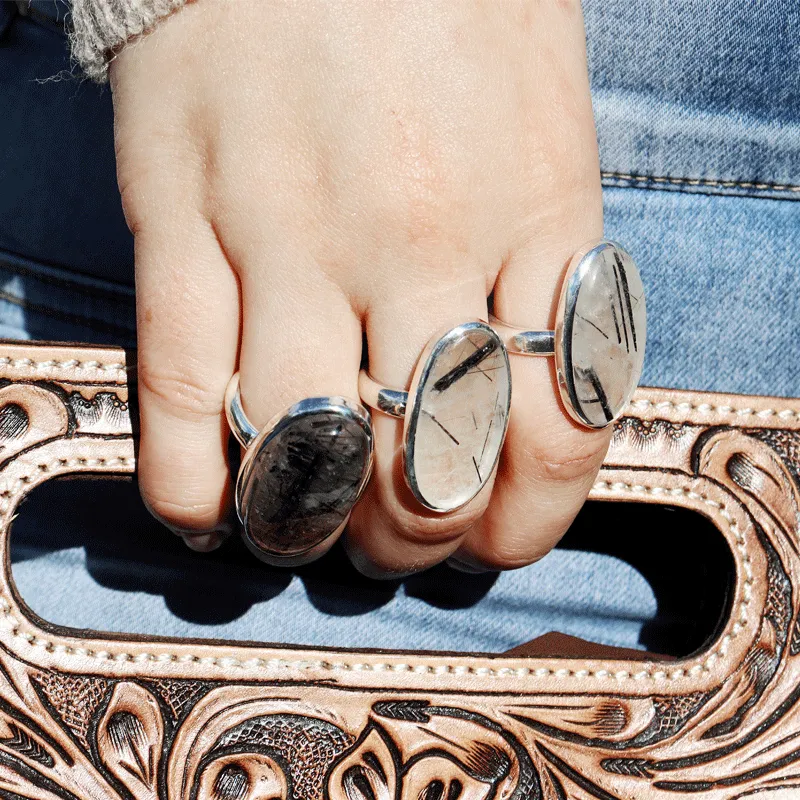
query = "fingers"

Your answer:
(235, 250), (364, 563)
(455, 346), (611, 571)
(135, 212), (241, 550)
(455, 228), (613, 571)
(347, 268), (494, 577)
(453, 7), (609, 571)
(455, 224), (609, 573)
